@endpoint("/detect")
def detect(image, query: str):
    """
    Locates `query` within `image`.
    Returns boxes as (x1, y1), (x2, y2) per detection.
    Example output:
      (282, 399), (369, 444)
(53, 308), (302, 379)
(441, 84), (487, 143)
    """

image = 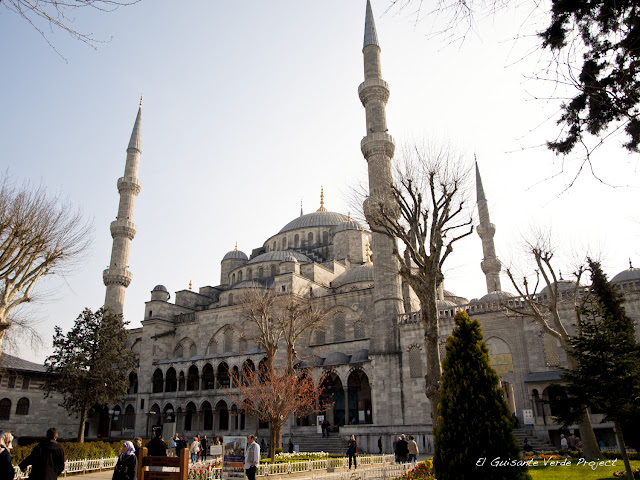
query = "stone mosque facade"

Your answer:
(5, 0), (639, 450)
